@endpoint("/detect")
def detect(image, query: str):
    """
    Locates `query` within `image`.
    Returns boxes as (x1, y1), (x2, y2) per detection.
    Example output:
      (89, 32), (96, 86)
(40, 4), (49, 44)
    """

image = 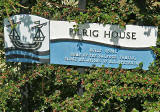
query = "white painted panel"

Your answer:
(4, 14), (49, 52)
(50, 21), (158, 48)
